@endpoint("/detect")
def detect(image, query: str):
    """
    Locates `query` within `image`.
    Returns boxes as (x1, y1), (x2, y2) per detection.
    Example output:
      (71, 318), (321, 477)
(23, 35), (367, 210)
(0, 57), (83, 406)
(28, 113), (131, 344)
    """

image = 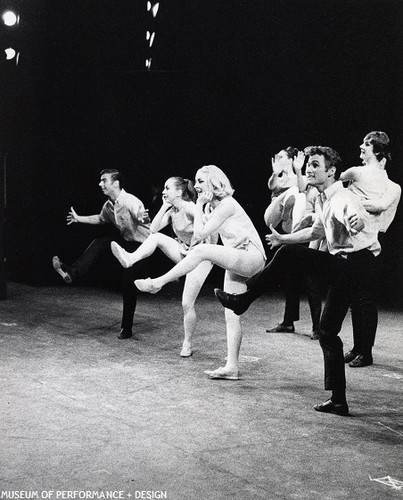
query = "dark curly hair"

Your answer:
(304, 146), (343, 179)
(282, 146), (299, 160)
